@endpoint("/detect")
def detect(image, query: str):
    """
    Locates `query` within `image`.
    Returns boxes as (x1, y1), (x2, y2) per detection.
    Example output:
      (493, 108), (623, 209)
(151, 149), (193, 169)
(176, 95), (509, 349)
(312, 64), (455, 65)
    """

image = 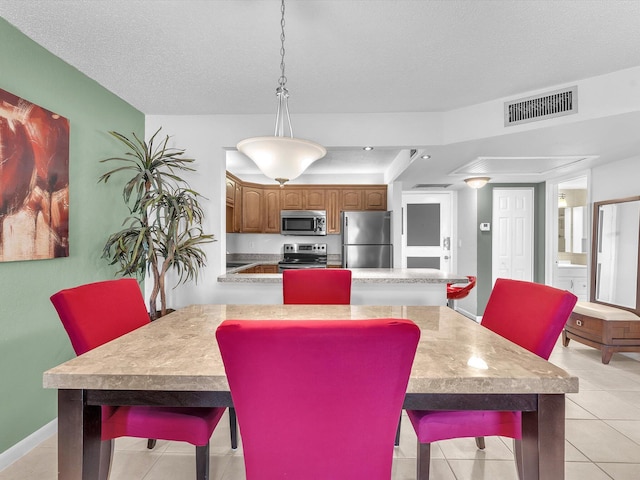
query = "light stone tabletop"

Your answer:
(44, 304), (577, 395)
